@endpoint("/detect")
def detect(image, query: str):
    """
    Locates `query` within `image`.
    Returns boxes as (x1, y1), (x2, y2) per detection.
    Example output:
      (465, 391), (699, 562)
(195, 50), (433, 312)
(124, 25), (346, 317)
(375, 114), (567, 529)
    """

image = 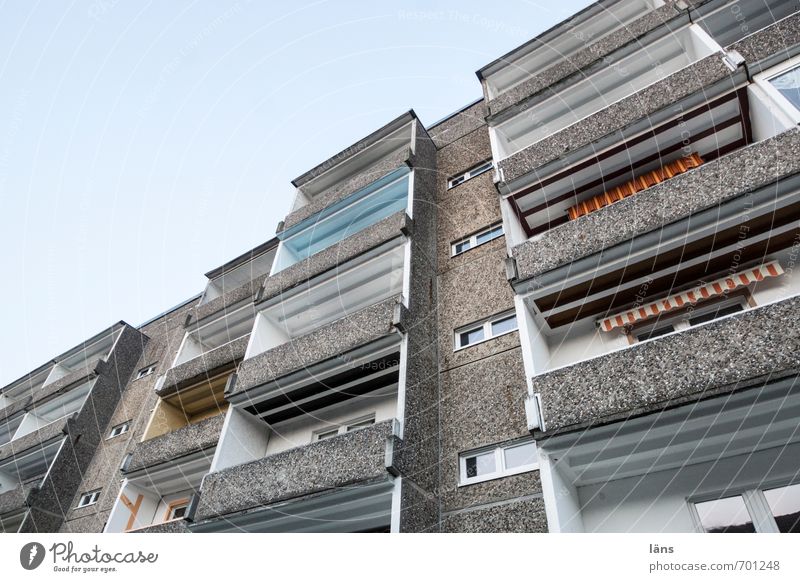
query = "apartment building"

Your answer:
(1, 0), (798, 533)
